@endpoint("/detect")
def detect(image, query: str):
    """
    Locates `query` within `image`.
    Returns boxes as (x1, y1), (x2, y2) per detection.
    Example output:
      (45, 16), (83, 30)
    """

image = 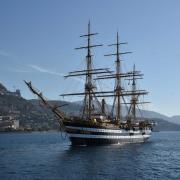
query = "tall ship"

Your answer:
(25, 22), (153, 145)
